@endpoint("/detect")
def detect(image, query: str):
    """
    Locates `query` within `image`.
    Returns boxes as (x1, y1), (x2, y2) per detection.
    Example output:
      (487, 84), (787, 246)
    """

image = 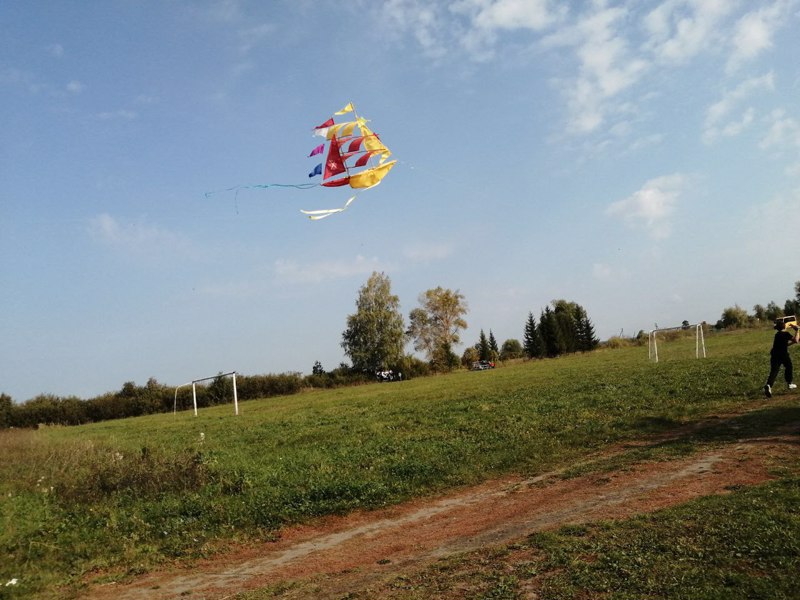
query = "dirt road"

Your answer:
(86, 415), (799, 600)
